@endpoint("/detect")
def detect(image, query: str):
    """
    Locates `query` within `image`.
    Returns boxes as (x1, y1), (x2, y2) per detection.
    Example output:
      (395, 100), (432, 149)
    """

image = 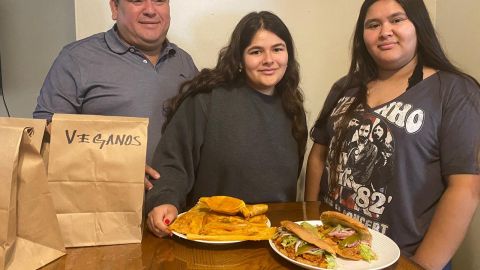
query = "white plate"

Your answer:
(269, 220), (400, 270)
(171, 212), (271, 245)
